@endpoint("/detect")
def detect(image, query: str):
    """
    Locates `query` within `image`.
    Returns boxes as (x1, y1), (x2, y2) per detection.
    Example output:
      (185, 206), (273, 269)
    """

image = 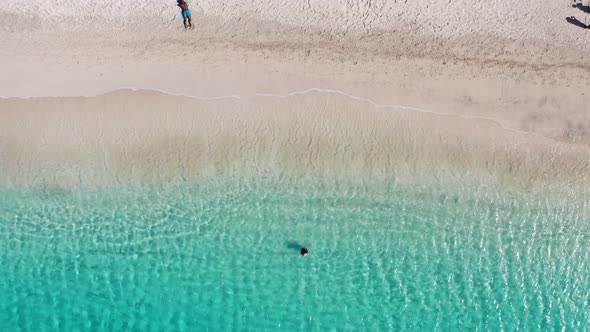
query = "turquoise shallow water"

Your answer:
(0, 176), (589, 331)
